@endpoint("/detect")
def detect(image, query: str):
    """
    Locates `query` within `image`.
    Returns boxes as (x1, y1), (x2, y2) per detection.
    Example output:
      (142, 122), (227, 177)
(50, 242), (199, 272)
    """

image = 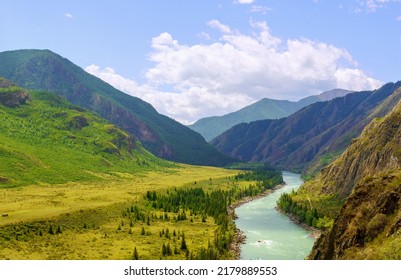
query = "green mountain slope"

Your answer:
(0, 49), (232, 166)
(0, 78), (169, 187)
(211, 82), (401, 174)
(189, 89), (351, 141)
(302, 92), (401, 259)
